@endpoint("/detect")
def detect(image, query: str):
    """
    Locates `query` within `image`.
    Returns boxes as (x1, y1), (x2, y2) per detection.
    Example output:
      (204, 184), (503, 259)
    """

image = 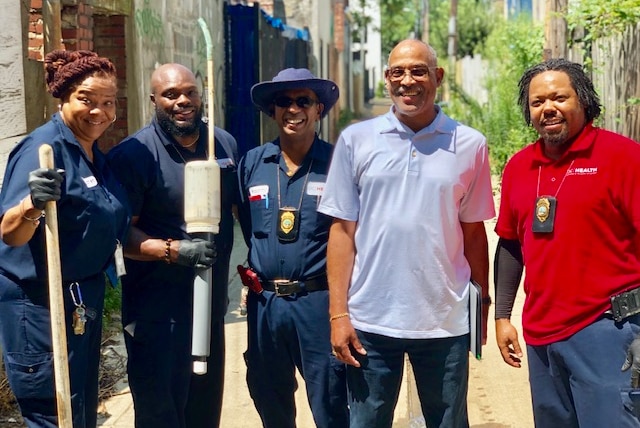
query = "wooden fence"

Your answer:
(570, 22), (640, 142)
